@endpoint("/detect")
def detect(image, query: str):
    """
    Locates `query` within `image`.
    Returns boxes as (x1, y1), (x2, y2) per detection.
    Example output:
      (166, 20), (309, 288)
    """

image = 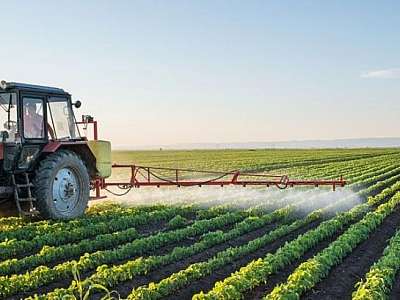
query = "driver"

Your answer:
(24, 102), (44, 138)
